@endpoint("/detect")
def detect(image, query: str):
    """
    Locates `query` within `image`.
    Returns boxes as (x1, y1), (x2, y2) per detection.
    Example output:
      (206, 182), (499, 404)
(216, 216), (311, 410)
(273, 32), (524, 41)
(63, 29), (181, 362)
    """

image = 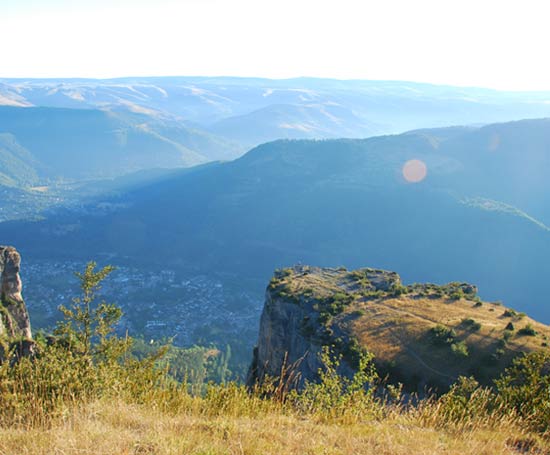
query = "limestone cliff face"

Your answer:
(247, 283), (323, 389)
(0, 246), (32, 340)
